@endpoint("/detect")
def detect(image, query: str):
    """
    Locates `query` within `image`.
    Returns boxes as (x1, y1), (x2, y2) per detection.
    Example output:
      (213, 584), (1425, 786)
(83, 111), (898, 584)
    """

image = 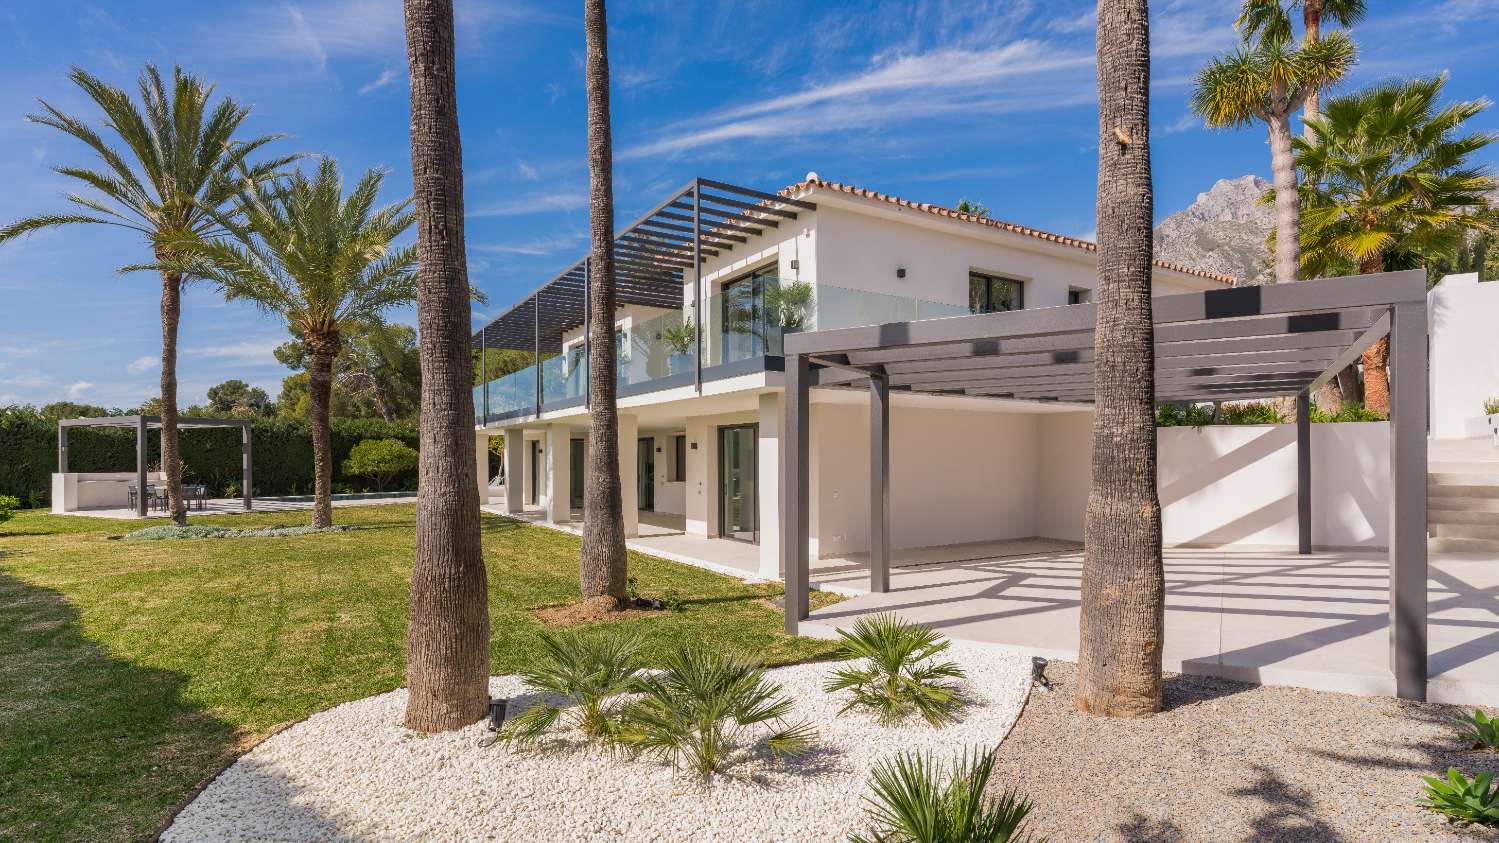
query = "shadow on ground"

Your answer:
(0, 573), (245, 840)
